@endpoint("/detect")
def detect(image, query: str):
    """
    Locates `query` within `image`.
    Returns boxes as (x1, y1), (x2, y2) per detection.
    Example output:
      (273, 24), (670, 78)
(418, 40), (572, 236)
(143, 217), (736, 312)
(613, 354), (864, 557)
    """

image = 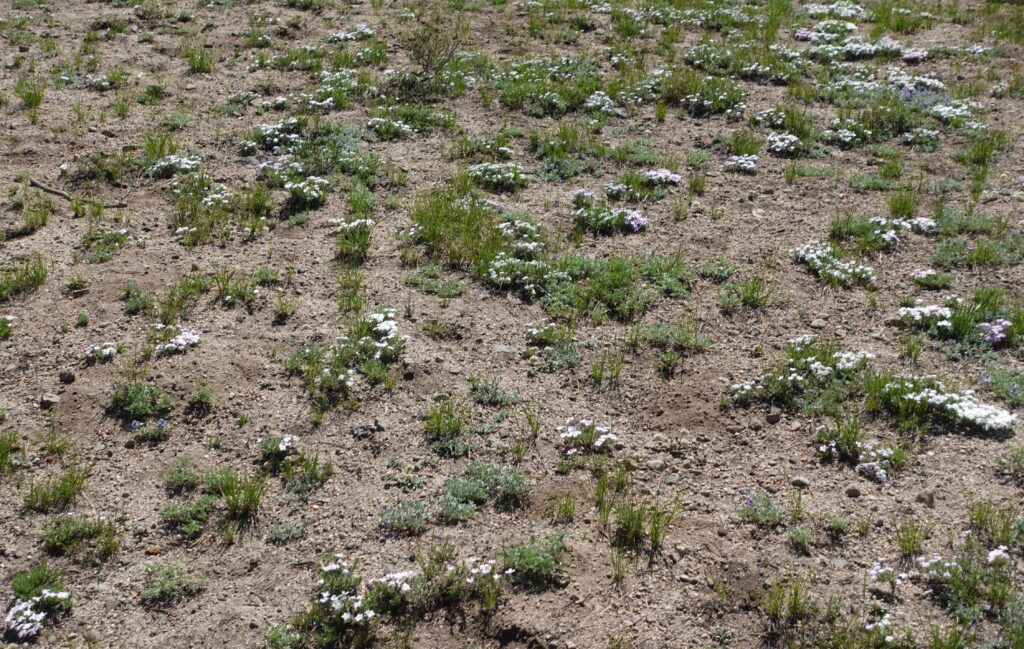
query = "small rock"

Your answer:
(845, 483), (862, 498)
(915, 490), (936, 509)
(39, 394), (60, 409)
(791, 475), (810, 489)
(766, 407), (781, 424)
(810, 318), (827, 329)
(145, 546), (161, 556)
(59, 371), (76, 385)
(646, 458), (666, 471)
